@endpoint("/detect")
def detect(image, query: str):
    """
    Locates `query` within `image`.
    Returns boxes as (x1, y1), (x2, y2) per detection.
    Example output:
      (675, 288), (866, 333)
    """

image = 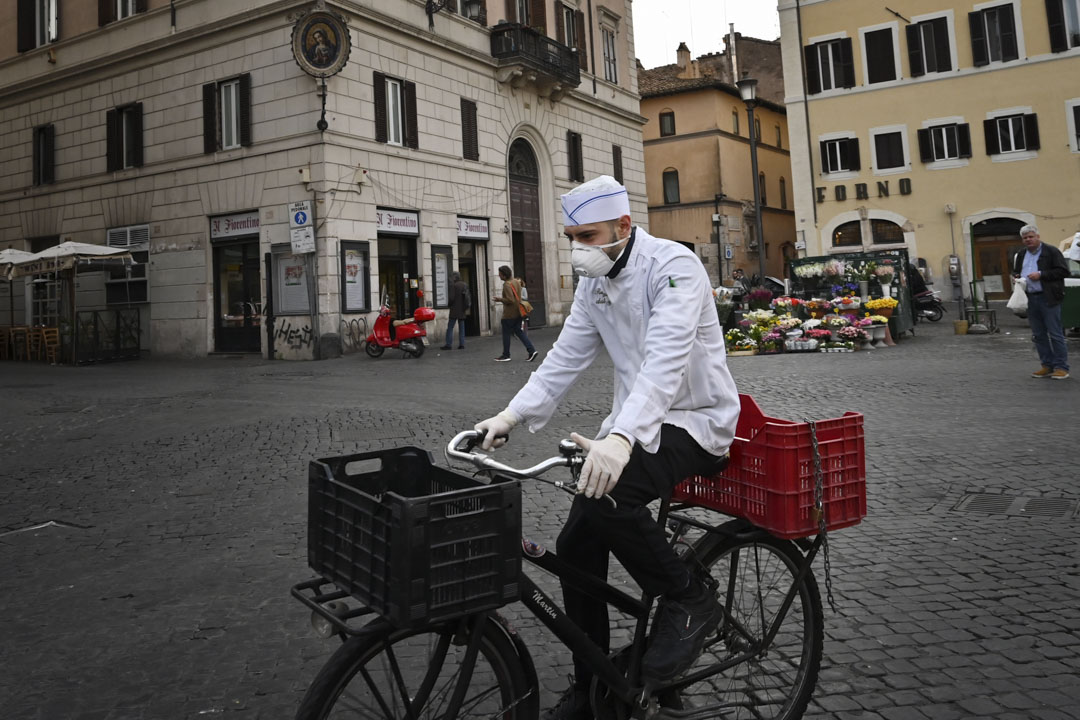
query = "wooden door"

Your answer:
(974, 235), (1024, 300)
(509, 179), (546, 326)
